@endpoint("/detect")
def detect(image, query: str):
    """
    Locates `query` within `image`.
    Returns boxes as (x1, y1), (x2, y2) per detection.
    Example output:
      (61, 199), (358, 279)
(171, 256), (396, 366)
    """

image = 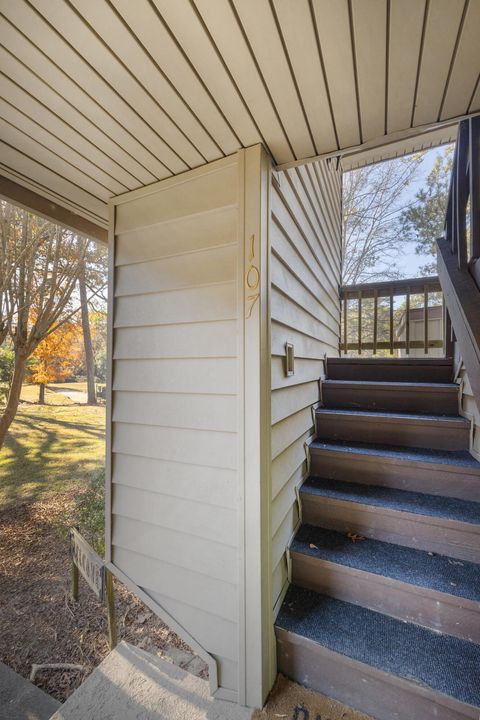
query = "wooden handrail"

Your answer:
(340, 277), (446, 357)
(437, 115), (480, 405)
(340, 276), (441, 299)
(444, 116), (480, 270)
